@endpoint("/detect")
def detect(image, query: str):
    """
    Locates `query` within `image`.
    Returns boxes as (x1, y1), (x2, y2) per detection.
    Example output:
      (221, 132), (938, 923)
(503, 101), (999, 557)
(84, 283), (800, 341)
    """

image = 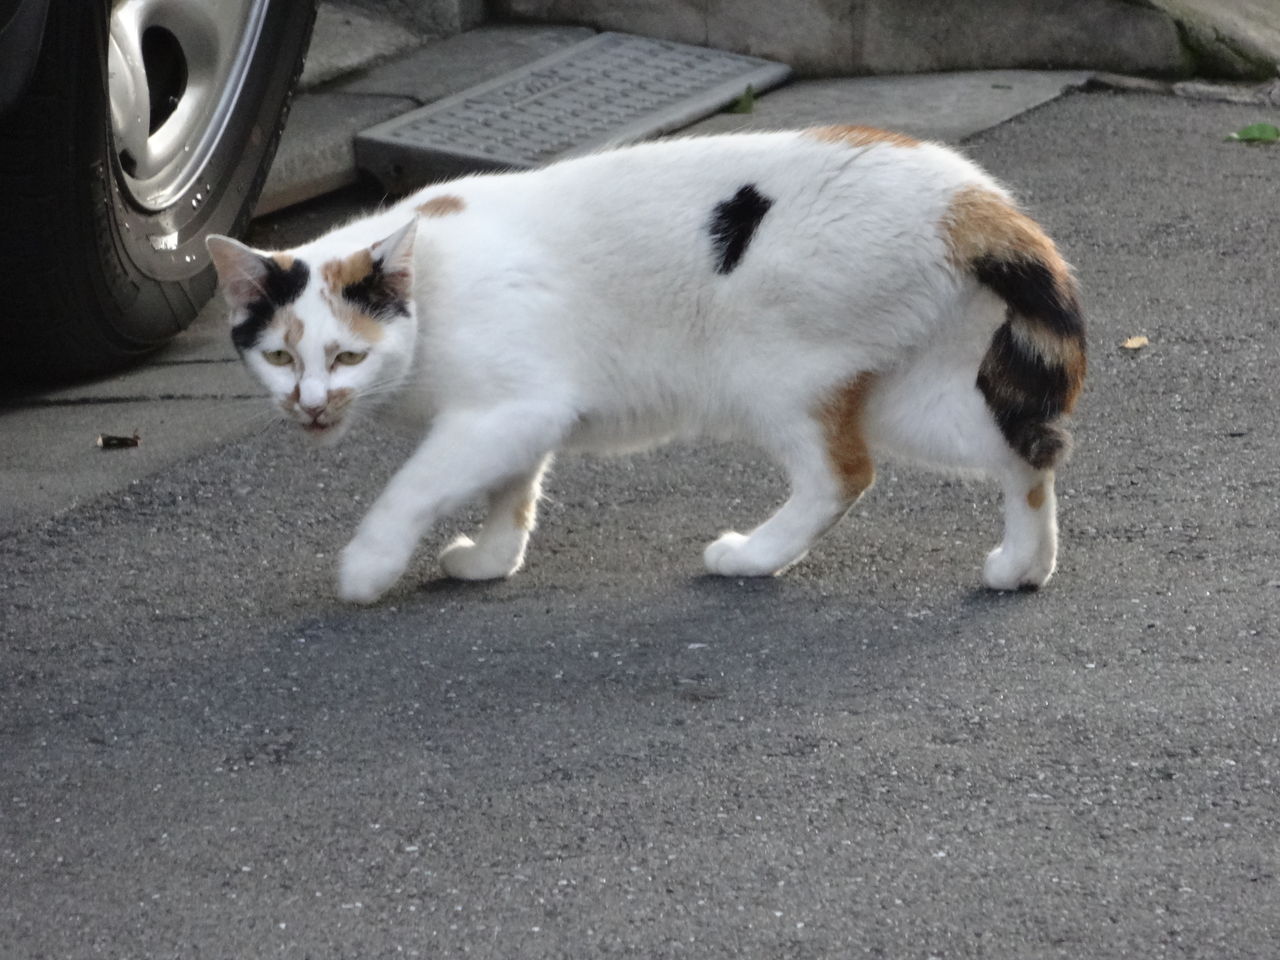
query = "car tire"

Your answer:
(0, 0), (316, 384)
